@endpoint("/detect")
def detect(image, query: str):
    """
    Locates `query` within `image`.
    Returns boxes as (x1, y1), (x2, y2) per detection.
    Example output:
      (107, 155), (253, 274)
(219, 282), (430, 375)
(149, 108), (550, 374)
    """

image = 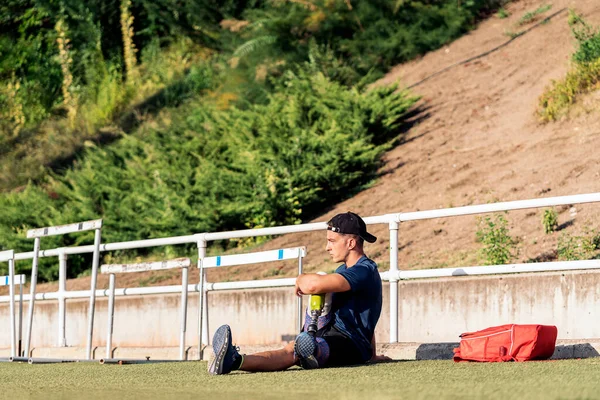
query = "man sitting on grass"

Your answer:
(208, 211), (389, 374)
